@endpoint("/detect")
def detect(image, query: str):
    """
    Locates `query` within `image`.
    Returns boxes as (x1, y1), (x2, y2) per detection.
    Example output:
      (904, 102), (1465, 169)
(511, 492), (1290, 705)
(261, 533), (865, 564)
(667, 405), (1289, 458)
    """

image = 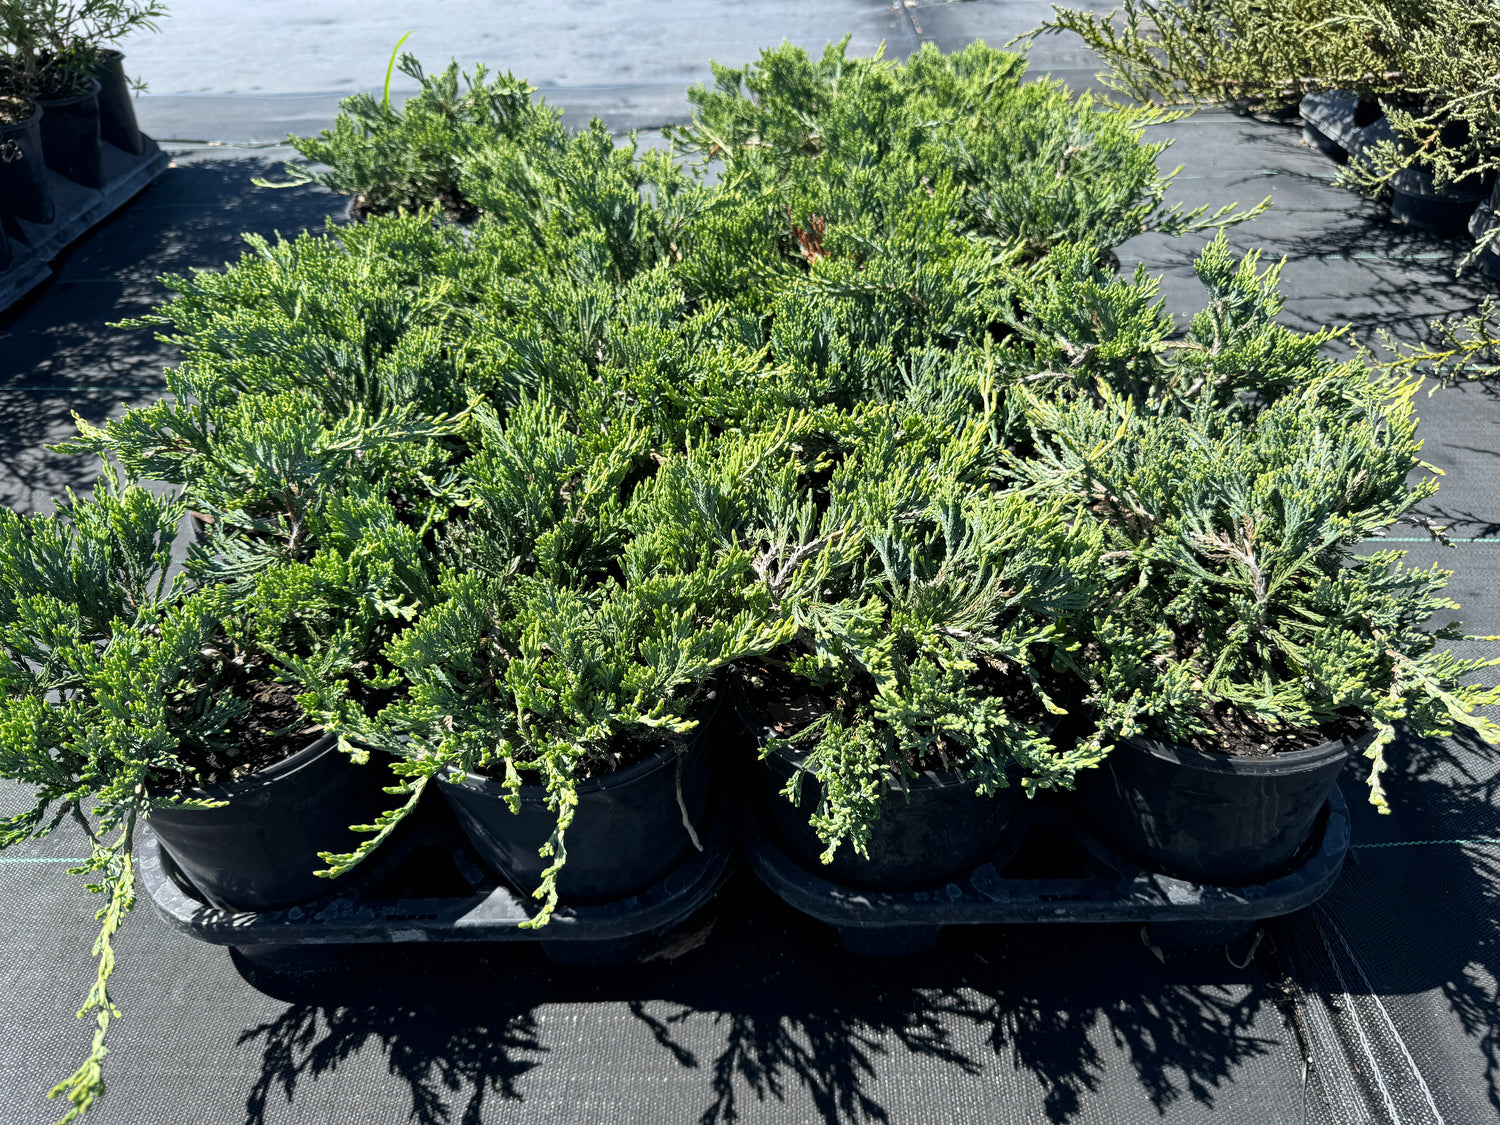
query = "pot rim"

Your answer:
(441, 689), (722, 801)
(758, 733), (986, 794)
(149, 729), (340, 802)
(36, 76), (102, 108)
(1121, 725), (1372, 778)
